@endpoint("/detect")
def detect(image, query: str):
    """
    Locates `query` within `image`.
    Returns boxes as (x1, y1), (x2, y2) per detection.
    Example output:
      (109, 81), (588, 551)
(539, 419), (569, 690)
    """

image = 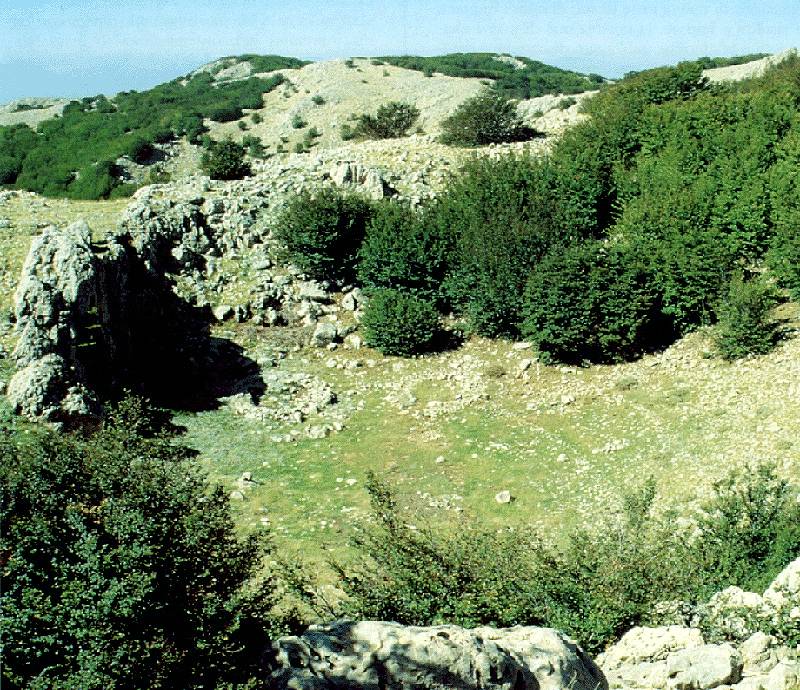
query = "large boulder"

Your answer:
(268, 621), (607, 690)
(13, 221), (97, 368)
